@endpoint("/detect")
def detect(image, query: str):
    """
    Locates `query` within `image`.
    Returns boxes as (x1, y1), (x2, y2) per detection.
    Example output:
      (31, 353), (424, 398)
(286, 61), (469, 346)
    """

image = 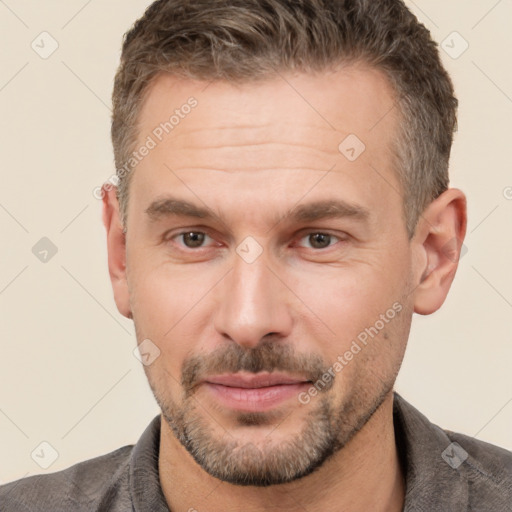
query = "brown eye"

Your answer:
(300, 232), (337, 249)
(308, 233), (331, 249)
(181, 232), (207, 248)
